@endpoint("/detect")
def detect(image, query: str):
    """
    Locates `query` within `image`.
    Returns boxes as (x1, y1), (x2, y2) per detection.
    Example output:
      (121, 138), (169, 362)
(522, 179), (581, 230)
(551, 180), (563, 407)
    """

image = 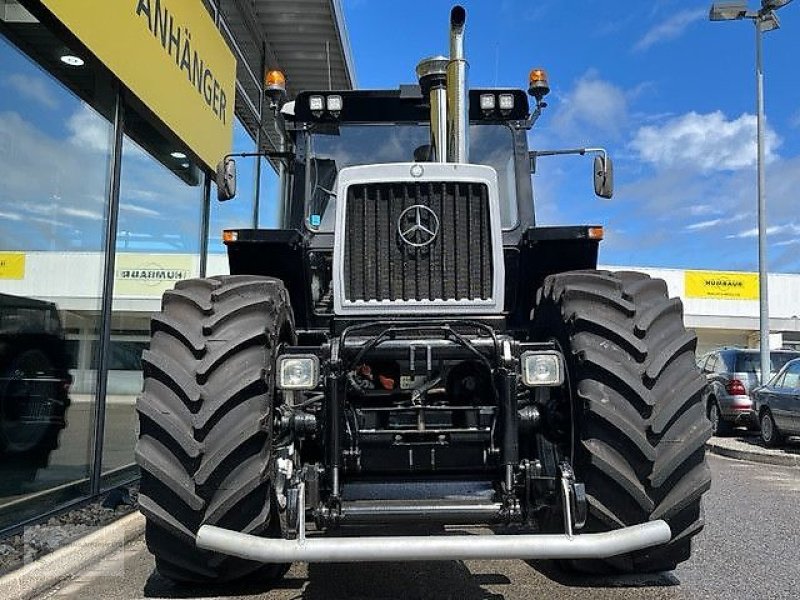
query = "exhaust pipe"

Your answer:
(447, 5), (468, 163)
(416, 56), (449, 162)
